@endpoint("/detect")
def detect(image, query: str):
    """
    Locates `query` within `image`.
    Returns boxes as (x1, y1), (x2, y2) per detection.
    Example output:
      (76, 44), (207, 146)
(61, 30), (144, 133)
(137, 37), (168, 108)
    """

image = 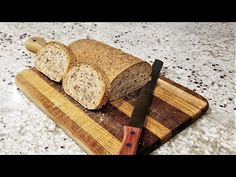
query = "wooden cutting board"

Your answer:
(15, 68), (209, 155)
